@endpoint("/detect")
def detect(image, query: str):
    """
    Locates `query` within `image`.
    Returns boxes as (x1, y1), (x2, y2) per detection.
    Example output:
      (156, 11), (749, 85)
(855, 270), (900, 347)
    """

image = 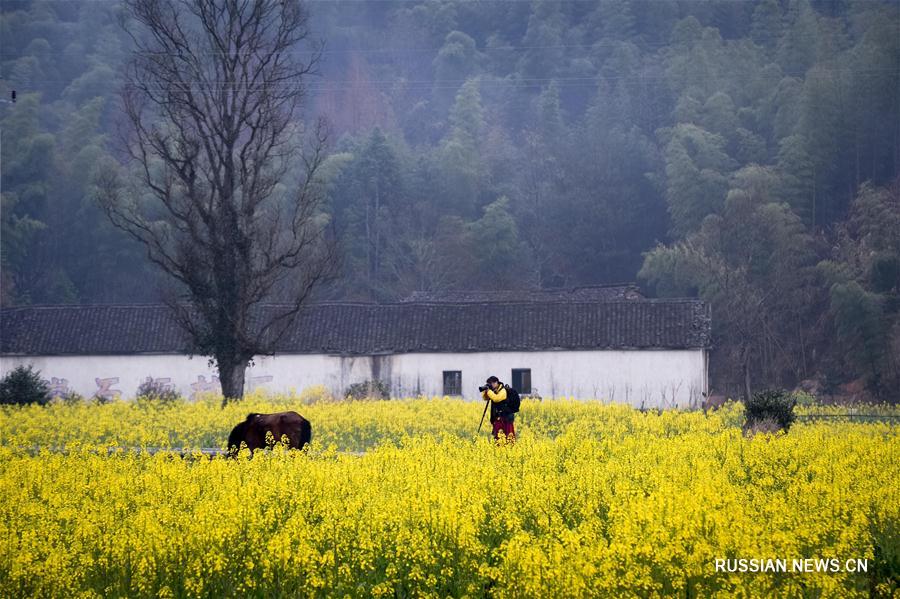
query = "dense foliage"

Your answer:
(0, 364), (49, 406)
(1, 0), (899, 398)
(0, 397), (897, 597)
(134, 378), (180, 408)
(744, 388), (797, 432)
